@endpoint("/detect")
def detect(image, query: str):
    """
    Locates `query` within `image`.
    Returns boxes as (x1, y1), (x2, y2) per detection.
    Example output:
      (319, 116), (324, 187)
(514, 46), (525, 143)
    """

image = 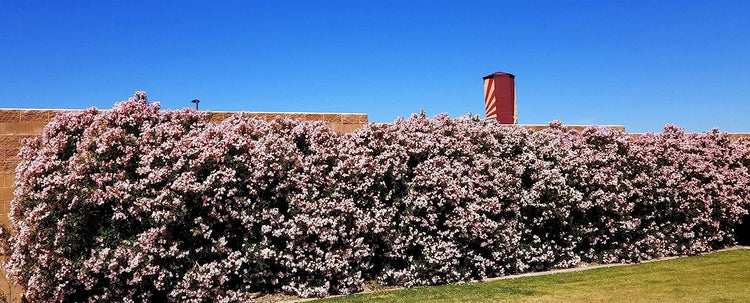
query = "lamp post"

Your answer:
(191, 99), (200, 110)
